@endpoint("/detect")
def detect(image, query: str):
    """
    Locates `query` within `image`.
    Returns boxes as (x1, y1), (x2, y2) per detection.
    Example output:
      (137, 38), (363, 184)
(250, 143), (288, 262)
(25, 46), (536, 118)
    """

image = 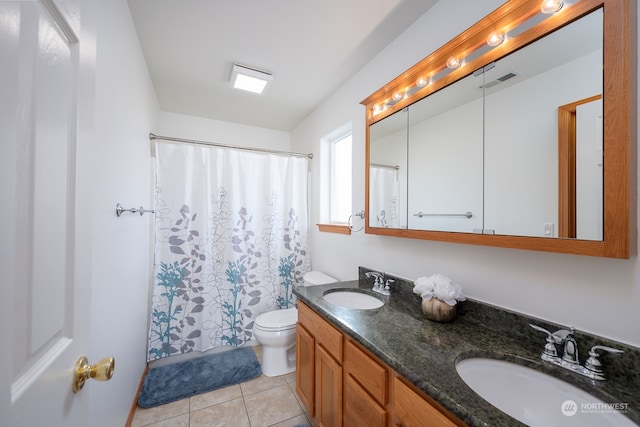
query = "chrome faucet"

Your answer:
(544, 327), (580, 365)
(530, 324), (623, 381)
(365, 272), (392, 296)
